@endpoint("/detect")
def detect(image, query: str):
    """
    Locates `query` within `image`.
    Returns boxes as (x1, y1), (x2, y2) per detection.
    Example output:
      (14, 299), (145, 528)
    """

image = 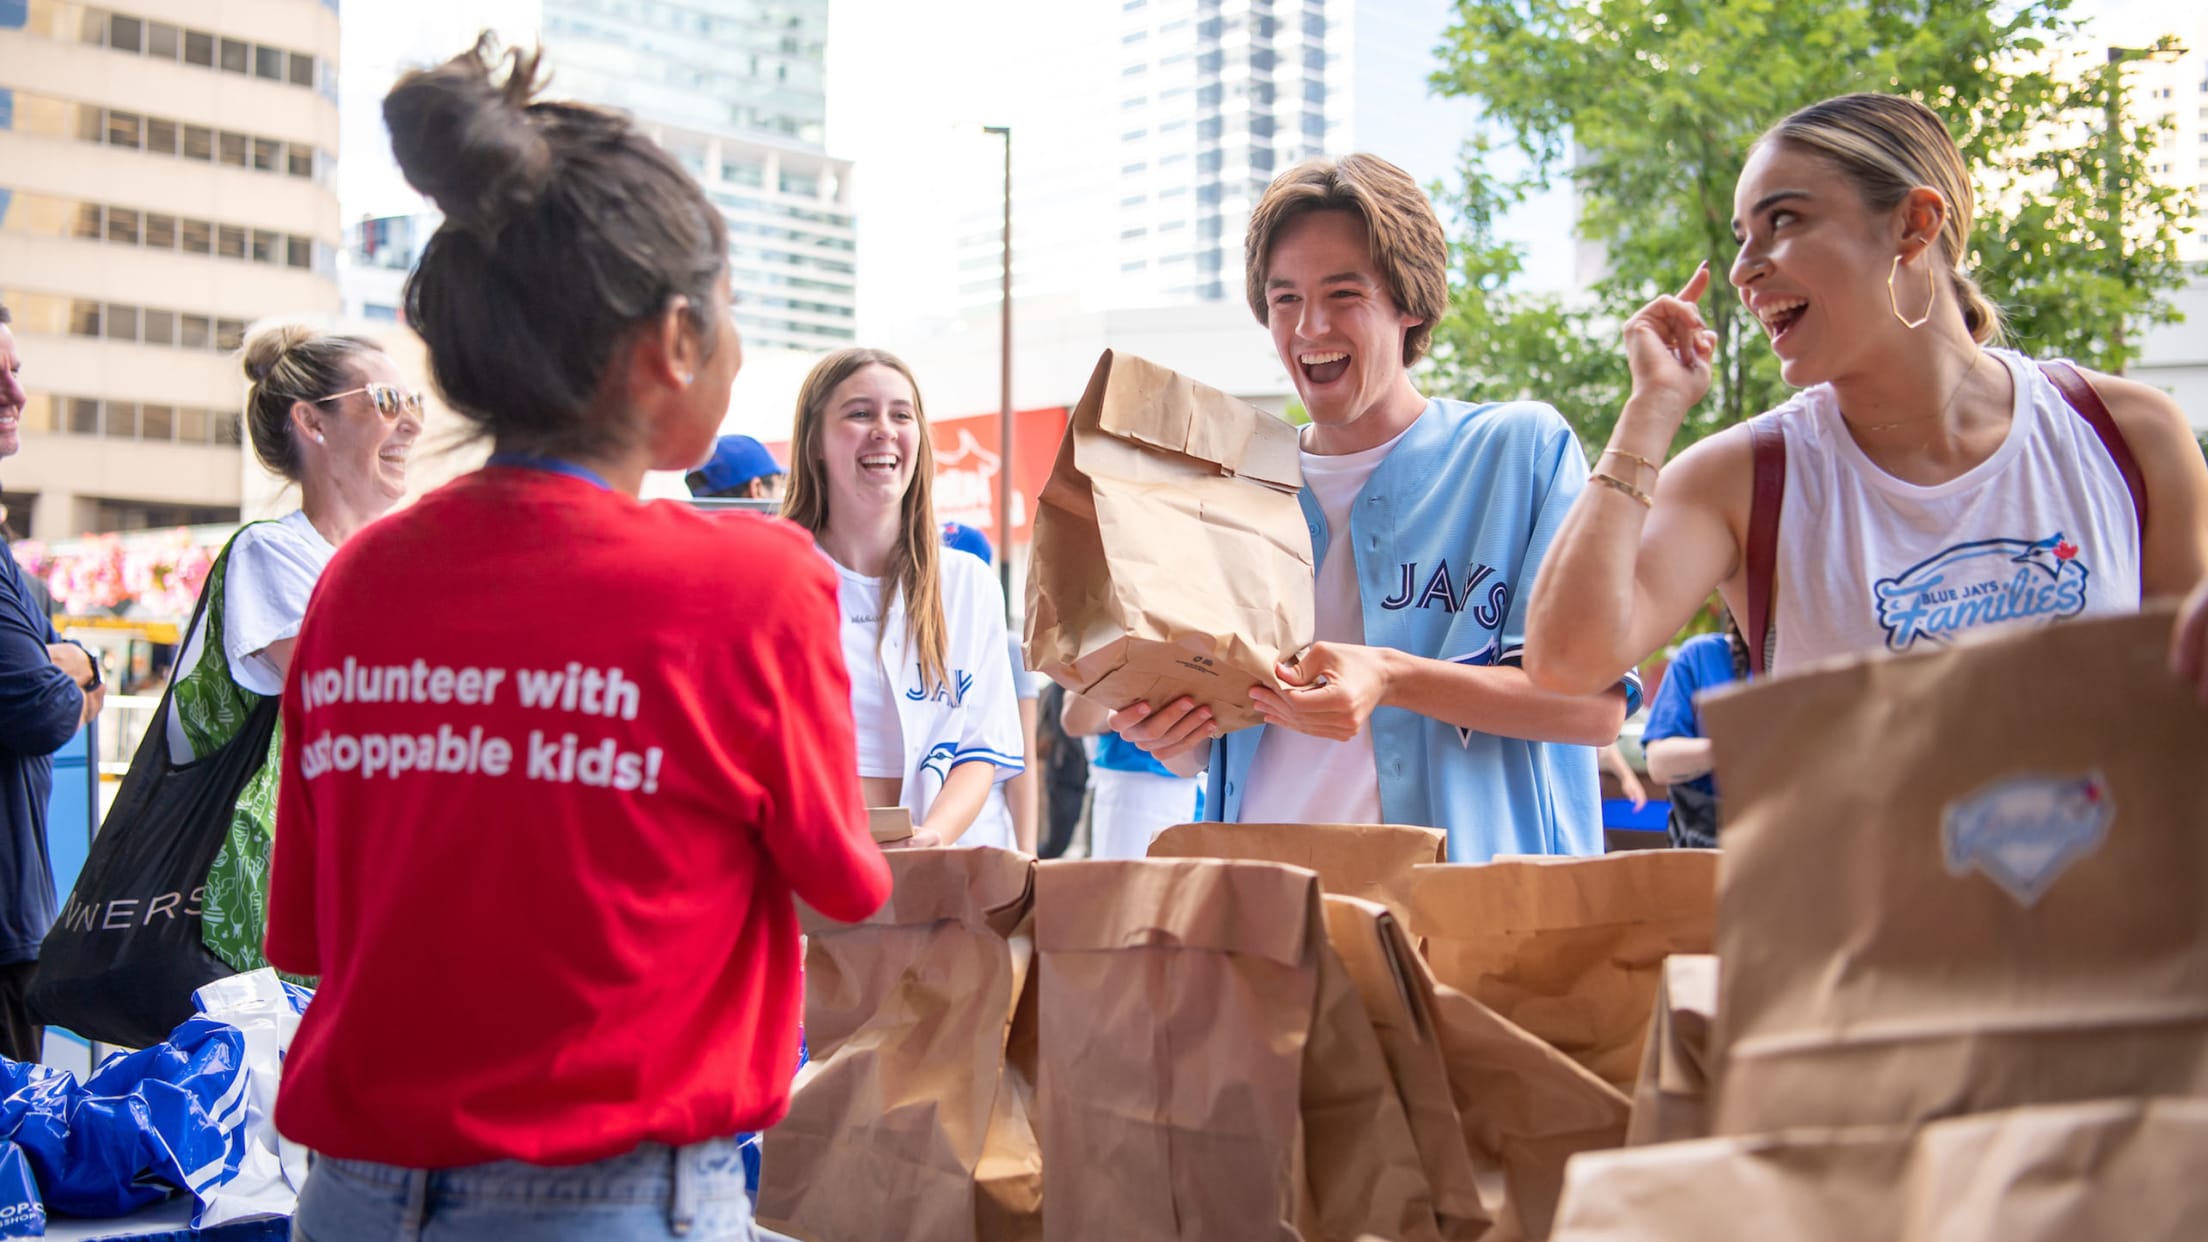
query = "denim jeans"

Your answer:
(292, 1137), (758, 1242)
